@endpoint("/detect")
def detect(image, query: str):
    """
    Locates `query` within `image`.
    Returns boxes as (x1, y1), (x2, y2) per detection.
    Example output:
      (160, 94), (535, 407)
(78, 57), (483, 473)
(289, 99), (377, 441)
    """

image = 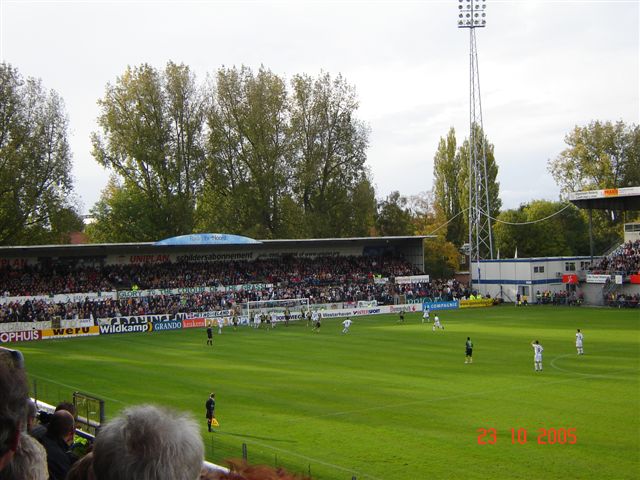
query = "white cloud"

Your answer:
(1, 0), (637, 213)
